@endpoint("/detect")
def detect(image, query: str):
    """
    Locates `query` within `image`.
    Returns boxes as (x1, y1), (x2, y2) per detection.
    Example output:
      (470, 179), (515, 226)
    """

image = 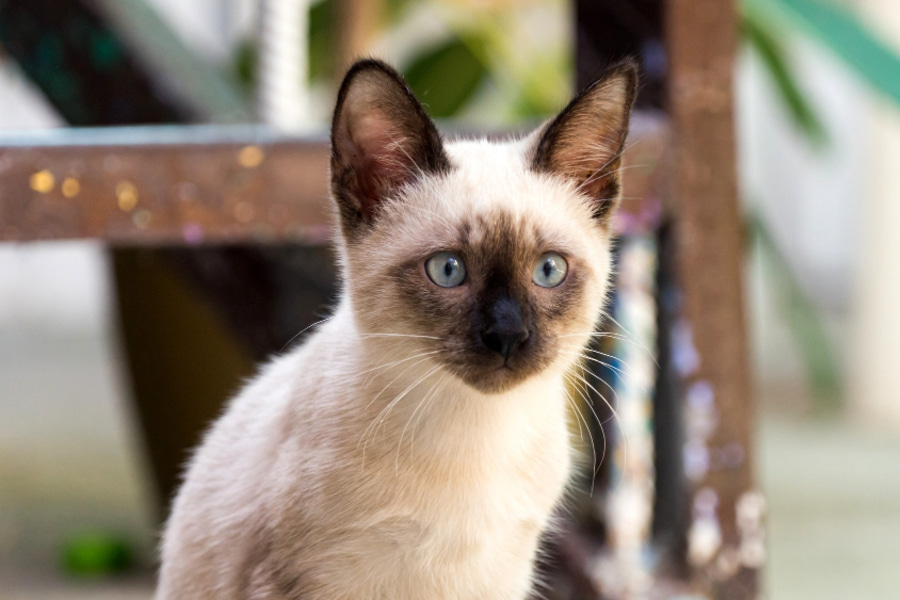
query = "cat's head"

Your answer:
(330, 59), (636, 394)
